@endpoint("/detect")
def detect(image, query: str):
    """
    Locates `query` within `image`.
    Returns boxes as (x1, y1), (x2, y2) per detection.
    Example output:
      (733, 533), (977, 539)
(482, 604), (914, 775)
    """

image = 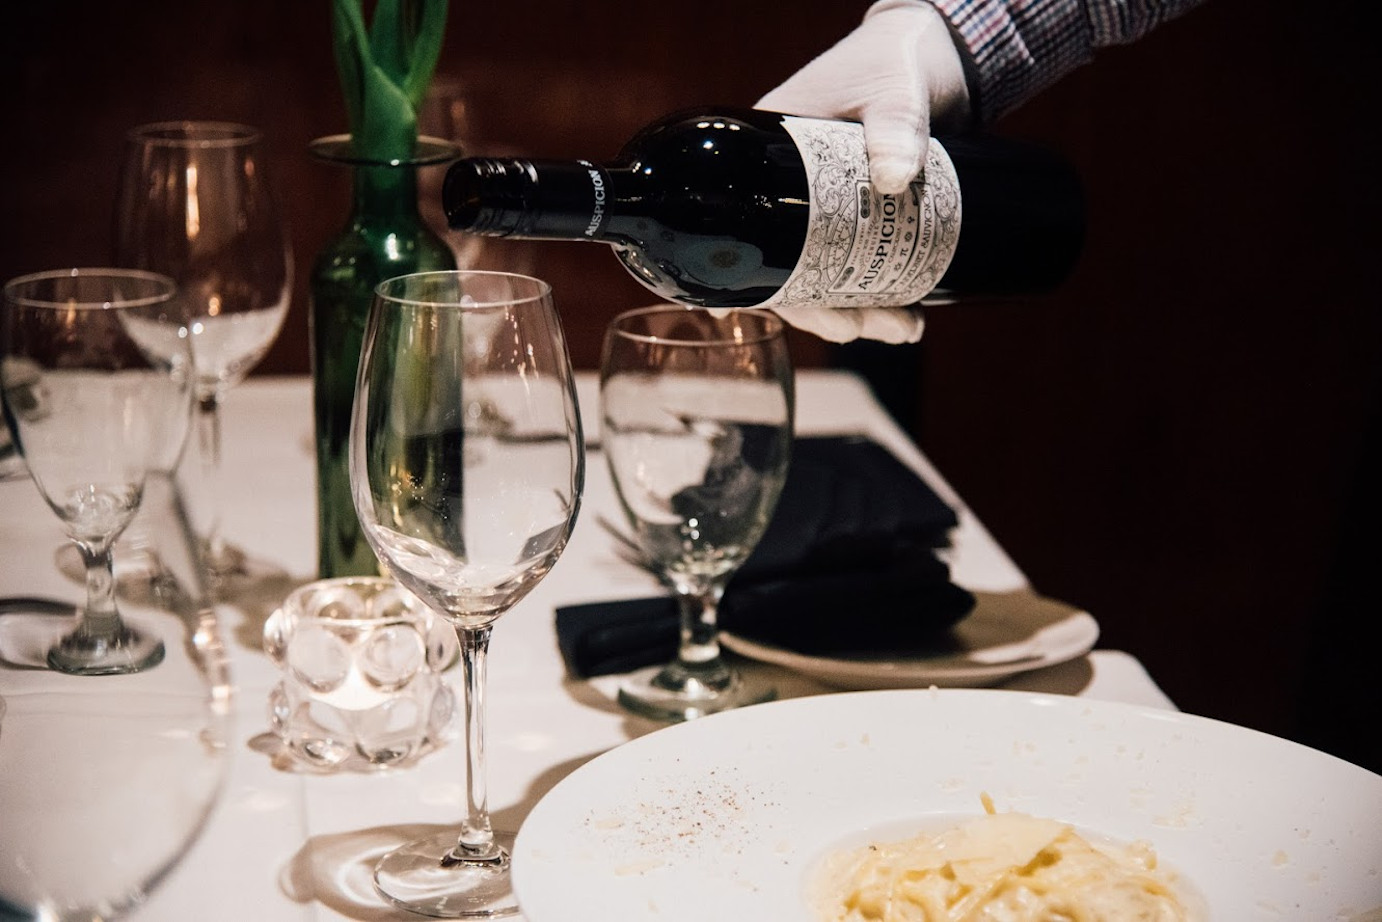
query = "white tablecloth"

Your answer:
(0, 372), (1173, 921)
